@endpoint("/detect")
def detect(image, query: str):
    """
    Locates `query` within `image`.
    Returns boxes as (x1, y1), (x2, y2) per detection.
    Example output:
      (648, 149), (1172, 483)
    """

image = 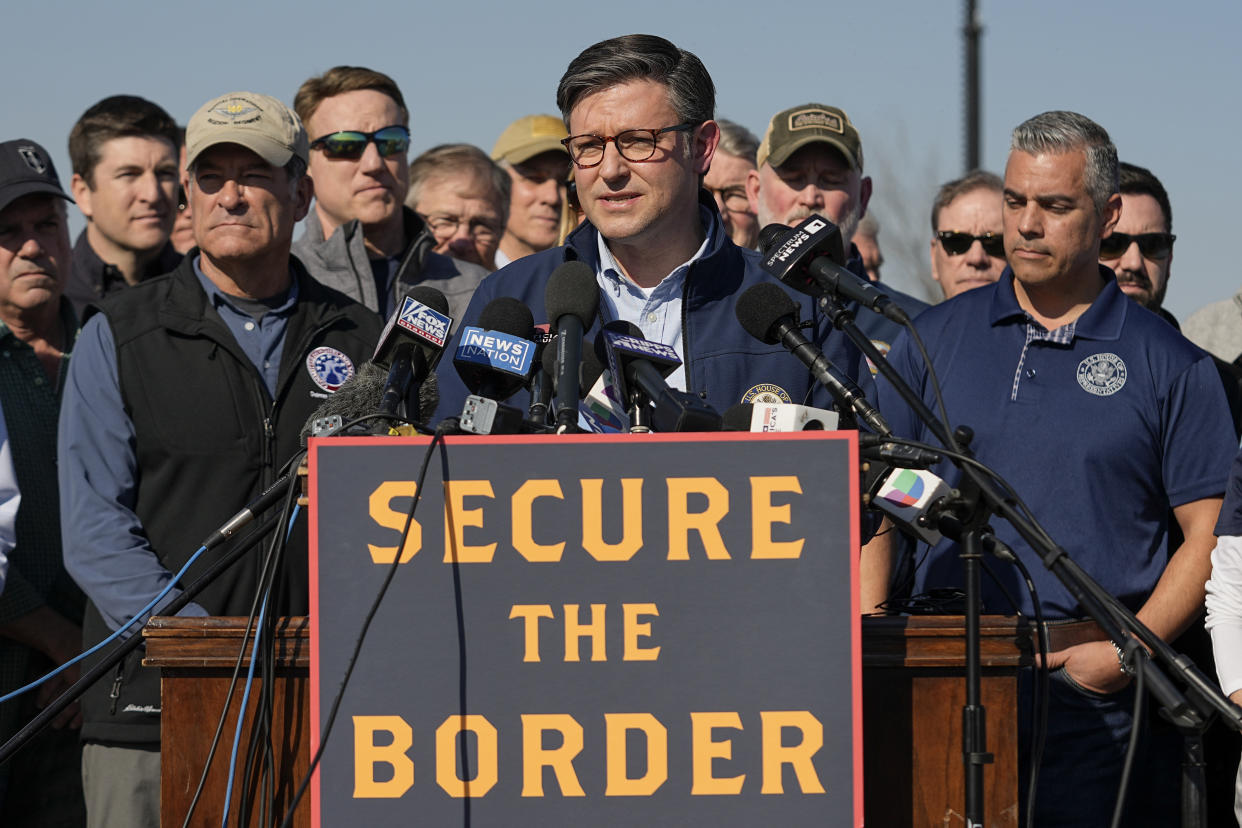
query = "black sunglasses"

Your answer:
(937, 230), (1005, 258)
(310, 125), (410, 160)
(1098, 231), (1175, 261)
